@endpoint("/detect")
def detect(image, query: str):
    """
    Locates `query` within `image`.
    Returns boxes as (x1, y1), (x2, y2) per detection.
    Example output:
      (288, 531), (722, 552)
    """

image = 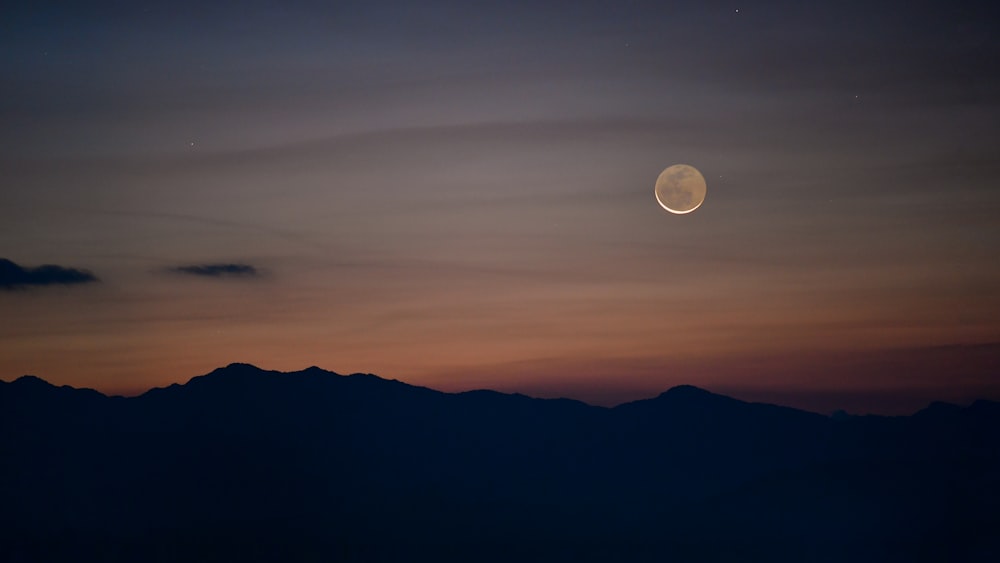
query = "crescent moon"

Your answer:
(655, 164), (707, 215)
